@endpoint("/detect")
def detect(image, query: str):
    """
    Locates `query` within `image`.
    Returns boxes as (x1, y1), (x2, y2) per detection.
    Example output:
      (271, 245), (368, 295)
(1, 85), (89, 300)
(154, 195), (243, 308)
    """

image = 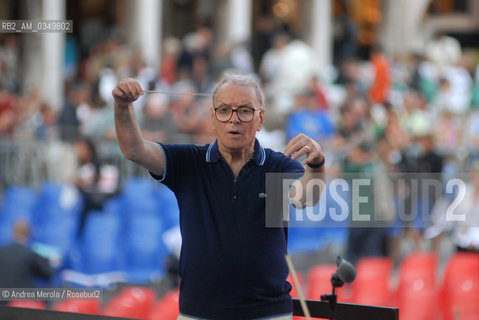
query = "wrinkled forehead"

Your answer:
(213, 83), (259, 107)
